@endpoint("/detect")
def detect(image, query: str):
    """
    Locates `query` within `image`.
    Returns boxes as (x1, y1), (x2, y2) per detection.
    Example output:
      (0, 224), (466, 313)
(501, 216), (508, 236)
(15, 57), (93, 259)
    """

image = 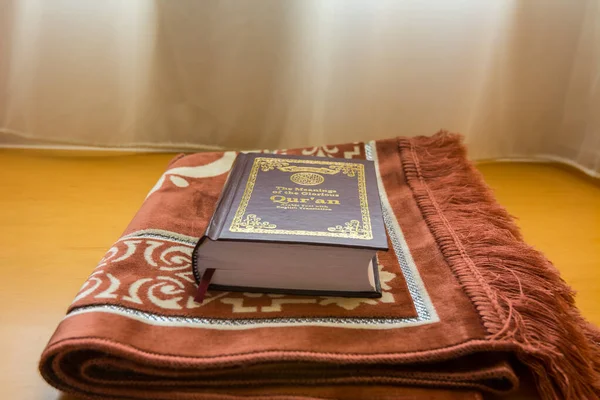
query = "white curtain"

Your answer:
(1, 0), (599, 175)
